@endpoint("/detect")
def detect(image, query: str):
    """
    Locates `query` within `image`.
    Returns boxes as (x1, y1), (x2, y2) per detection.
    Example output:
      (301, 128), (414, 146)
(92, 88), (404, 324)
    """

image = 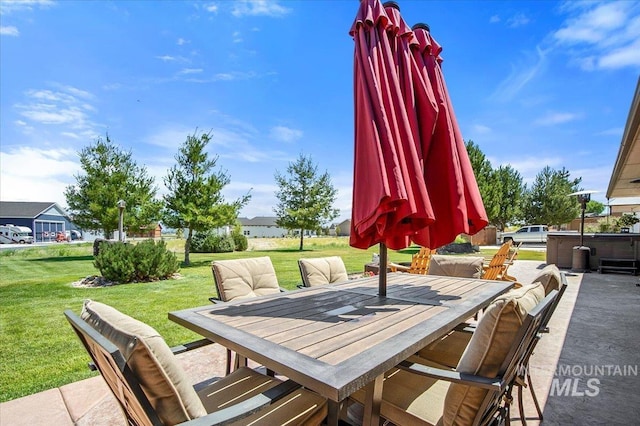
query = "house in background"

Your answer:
(329, 219), (351, 236)
(238, 217), (288, 238)
(0, 201), (80, 242)
(129, 223), (163, 239)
